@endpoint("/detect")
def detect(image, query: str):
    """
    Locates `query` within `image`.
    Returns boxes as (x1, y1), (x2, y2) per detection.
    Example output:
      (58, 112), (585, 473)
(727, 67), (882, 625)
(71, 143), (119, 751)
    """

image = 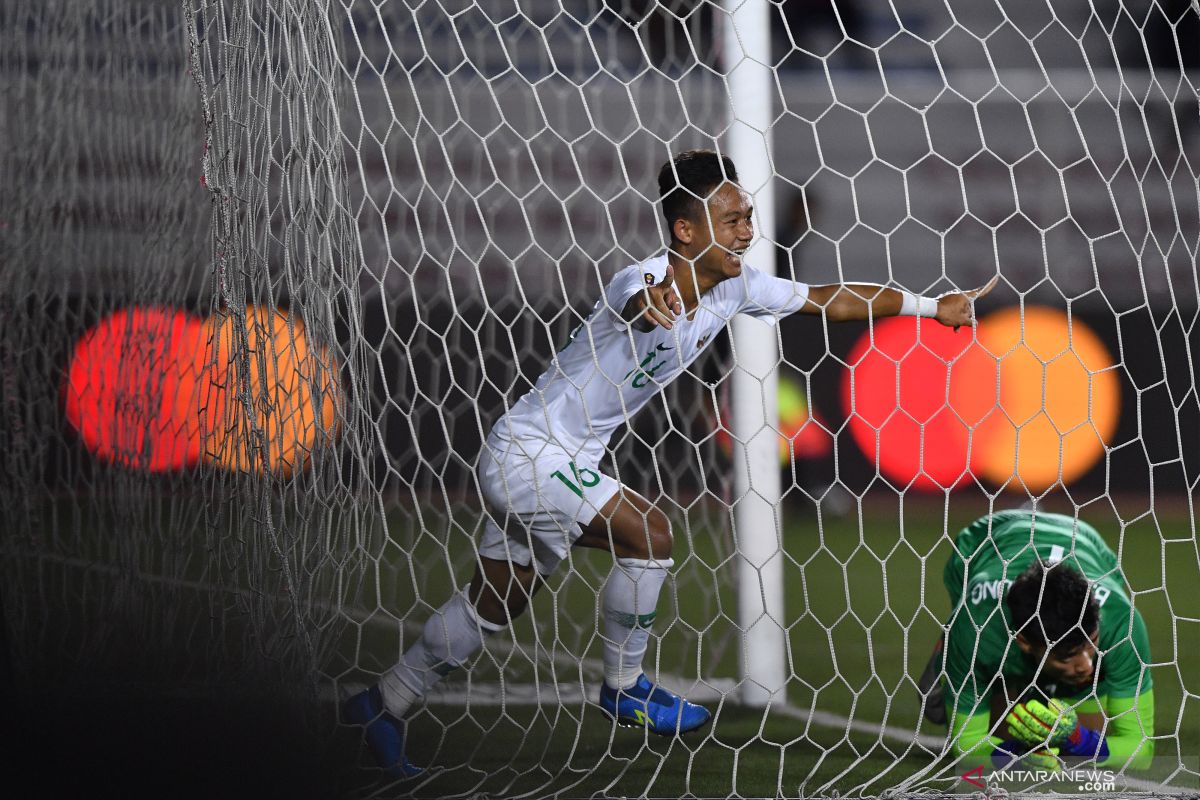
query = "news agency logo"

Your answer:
(960, 765), (1118, 793)
(959, 766), (986, 788)
(960, 765), (987, 788)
